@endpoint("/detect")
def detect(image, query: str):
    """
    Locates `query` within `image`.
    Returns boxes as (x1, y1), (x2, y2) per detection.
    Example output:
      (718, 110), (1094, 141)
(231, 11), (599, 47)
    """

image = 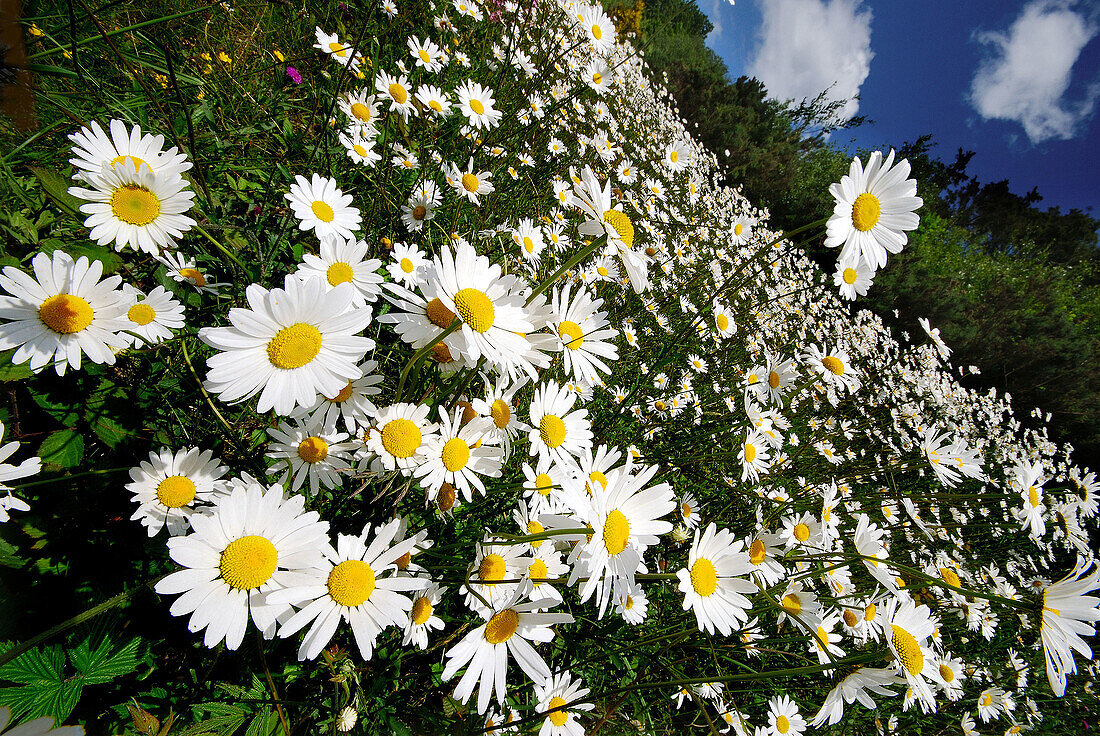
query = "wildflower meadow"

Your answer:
(0, 0), (1097, 735)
